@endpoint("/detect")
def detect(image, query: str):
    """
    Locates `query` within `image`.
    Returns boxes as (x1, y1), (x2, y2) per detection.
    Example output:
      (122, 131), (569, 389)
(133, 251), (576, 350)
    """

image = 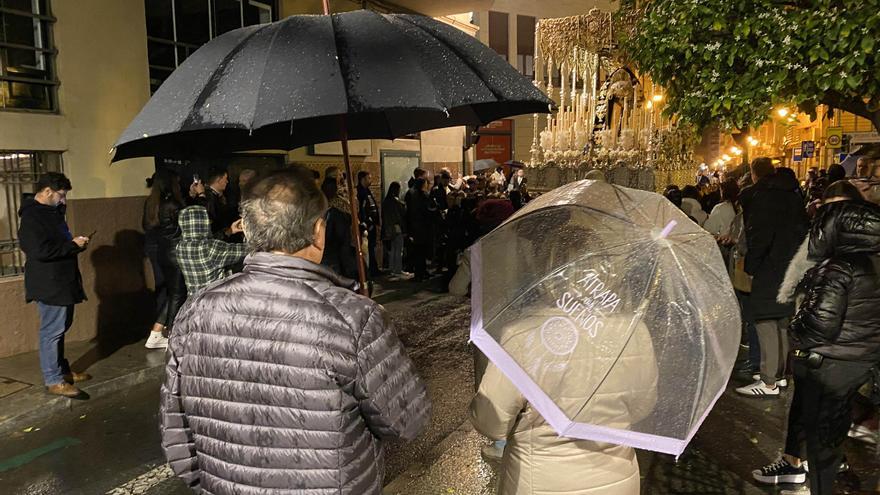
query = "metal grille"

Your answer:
(0, 151), (63, 277)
